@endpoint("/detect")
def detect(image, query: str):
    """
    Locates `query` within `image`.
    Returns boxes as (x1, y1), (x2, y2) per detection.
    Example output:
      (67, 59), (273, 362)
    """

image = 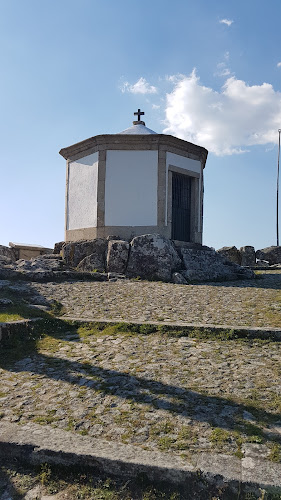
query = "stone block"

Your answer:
(62, 239), (107, 268)
(77, 253), (105, 273)
(172, 272), (188, 285)
(256, 246), (281, 265)
(126, 234), (181, 281)
(179, 246), (254, 282)
(106, 240), (129, 274)
(54, 241), (65, 254)
(216, 246), (241, 265)
(240, 246), (256, 266)
(0, 245), (16, 262)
